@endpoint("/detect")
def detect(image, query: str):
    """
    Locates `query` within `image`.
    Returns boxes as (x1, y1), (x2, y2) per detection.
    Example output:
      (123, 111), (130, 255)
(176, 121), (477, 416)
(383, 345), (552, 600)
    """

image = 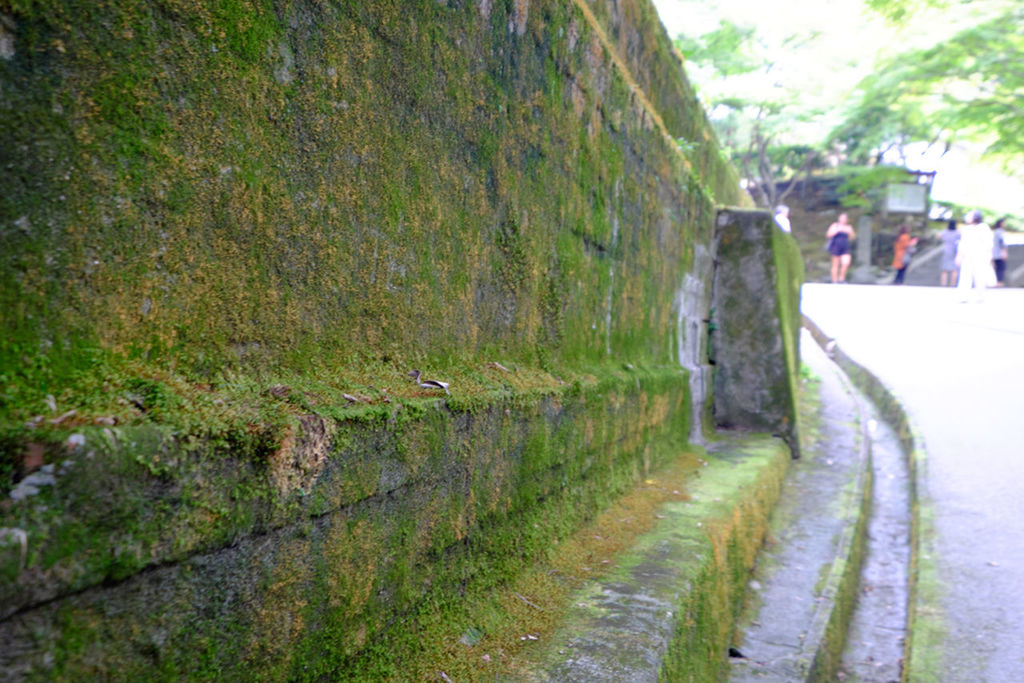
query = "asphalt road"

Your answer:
(801, 283), (1024, 682)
